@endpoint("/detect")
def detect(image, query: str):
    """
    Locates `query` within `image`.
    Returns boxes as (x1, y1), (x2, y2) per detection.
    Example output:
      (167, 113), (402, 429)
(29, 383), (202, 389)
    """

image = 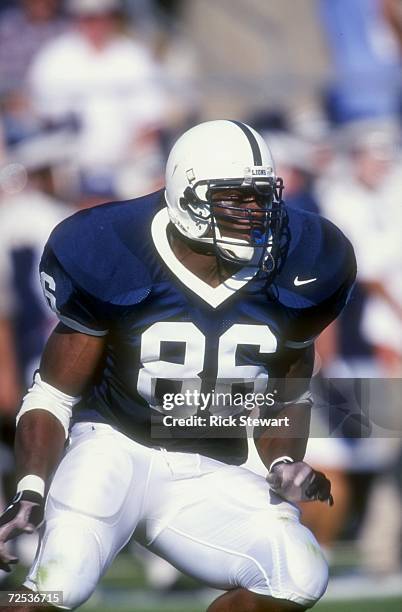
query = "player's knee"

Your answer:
(245, 517), (328, 608)
(279, 521), (328, 607)
(27, 523), (102, 610)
